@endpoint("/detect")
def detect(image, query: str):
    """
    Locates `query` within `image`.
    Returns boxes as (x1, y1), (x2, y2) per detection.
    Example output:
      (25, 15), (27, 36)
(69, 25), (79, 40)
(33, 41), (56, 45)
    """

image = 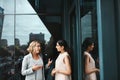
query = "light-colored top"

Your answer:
(21, 53), (45, 80)
(84, 51), (97, 80)
(55, 52), (71, 80)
